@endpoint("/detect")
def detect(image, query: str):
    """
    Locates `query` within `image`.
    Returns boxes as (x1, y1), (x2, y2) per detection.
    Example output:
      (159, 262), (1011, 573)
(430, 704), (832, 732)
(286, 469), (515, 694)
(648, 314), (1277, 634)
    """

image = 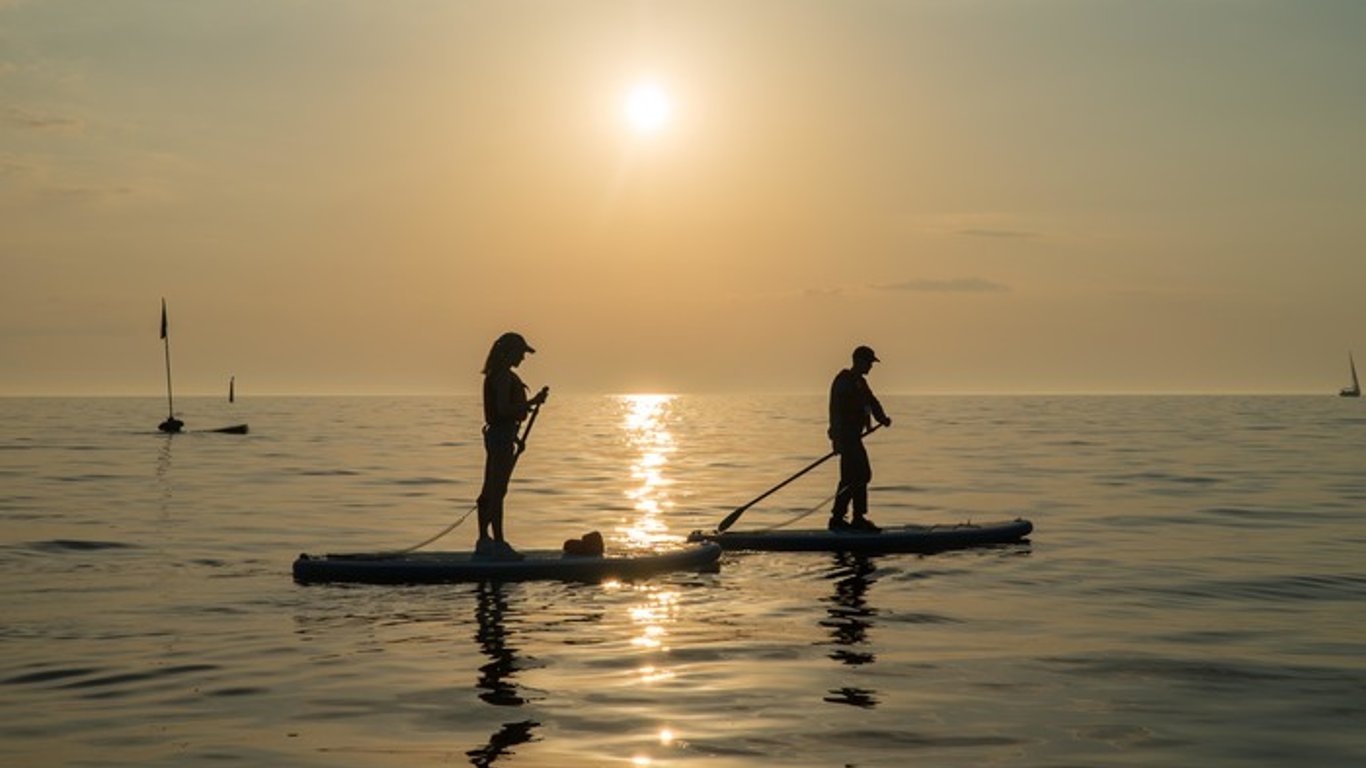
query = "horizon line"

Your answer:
(0, 390), (1347, 399)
